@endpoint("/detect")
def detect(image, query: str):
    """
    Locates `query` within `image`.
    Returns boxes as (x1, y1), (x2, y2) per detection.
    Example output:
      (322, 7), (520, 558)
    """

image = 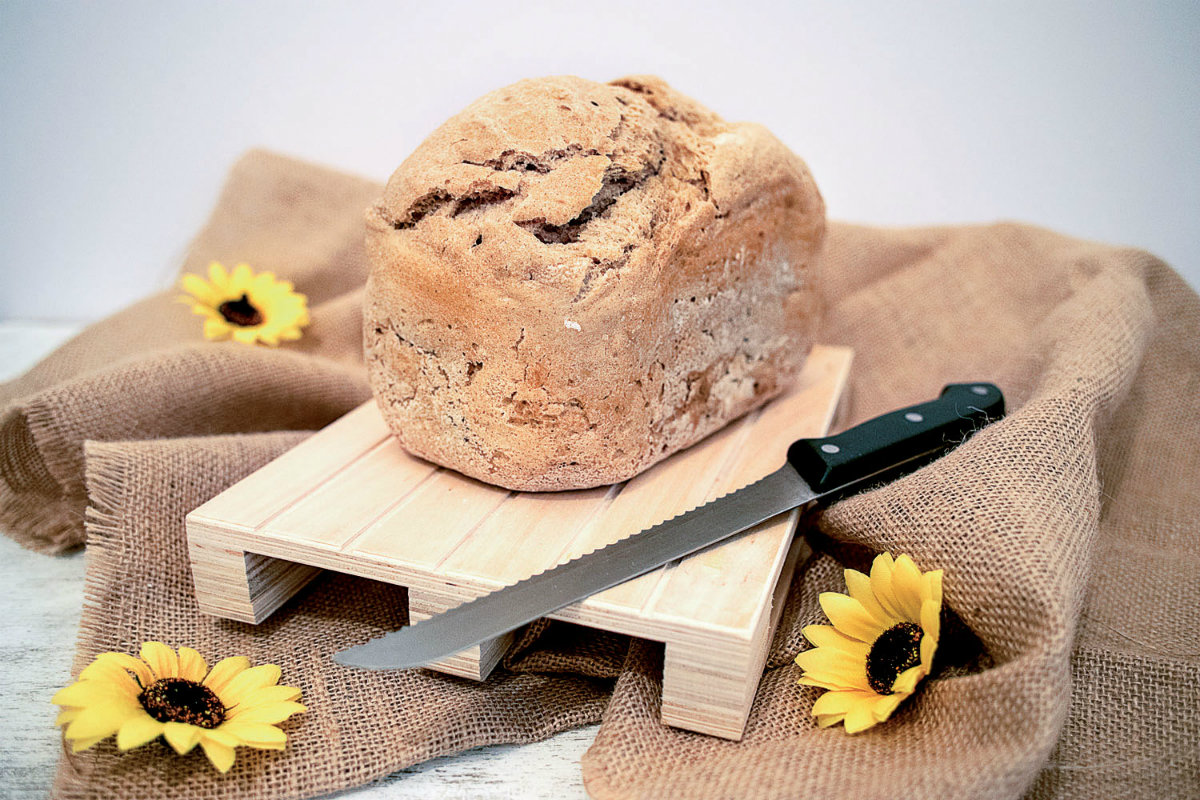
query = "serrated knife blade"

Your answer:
(334, 465), (813, 670)
(334, 382), (1004, 670)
